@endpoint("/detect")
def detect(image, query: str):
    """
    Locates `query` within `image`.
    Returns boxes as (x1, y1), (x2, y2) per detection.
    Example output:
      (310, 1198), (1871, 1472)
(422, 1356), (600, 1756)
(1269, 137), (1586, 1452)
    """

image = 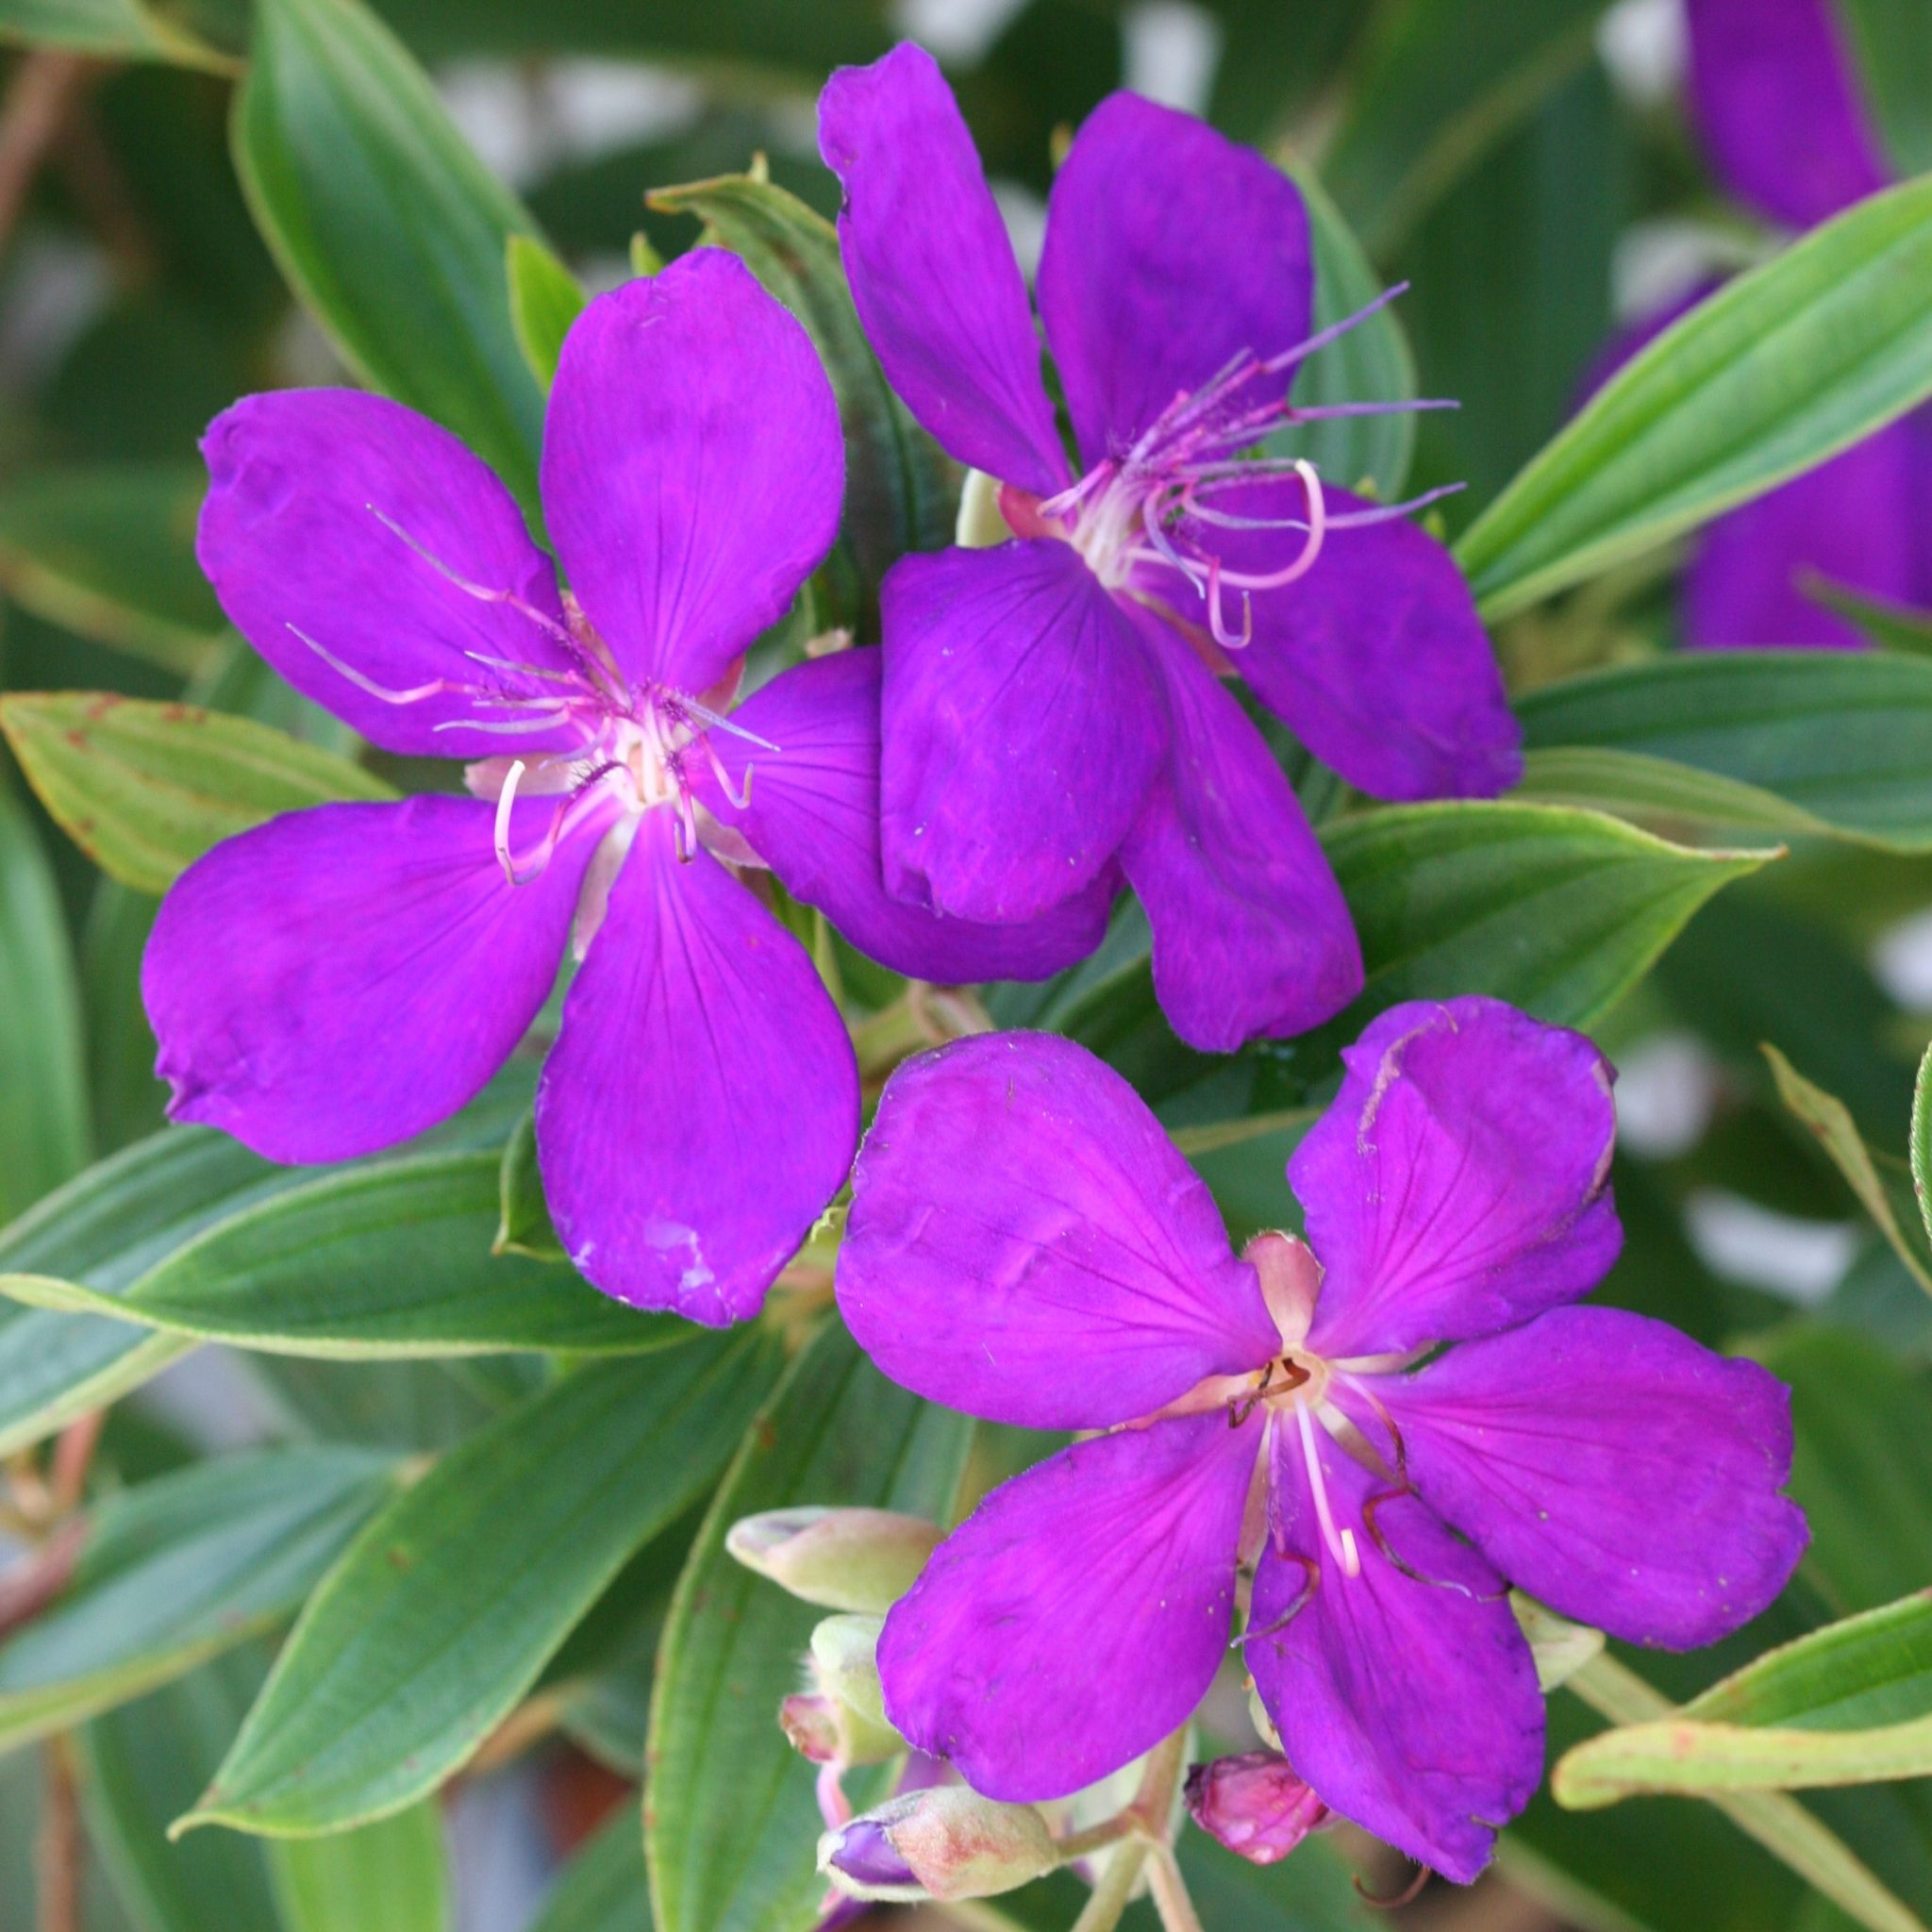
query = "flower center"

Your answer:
(995, 286), (1460, 652)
